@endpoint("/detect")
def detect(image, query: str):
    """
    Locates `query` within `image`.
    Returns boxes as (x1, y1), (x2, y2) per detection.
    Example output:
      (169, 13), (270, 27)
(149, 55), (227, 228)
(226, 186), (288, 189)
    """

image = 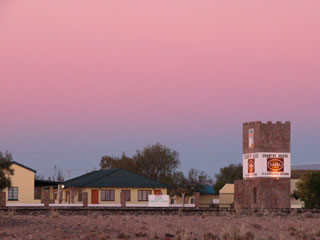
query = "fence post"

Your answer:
(44, 189), (50, 207)
(58, 185), (63, 204)
(71, 188), (76, 204)
(120, 191), (126, 208)
(194, 192), (200, 208)
(82, 192), (88, 207)
(0, 192), (6, 207)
